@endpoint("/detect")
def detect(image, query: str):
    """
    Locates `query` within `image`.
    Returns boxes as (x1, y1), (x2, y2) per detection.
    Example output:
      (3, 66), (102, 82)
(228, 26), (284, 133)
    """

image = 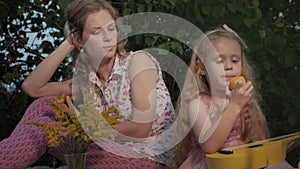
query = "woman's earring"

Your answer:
(79, 48), (89, 62)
